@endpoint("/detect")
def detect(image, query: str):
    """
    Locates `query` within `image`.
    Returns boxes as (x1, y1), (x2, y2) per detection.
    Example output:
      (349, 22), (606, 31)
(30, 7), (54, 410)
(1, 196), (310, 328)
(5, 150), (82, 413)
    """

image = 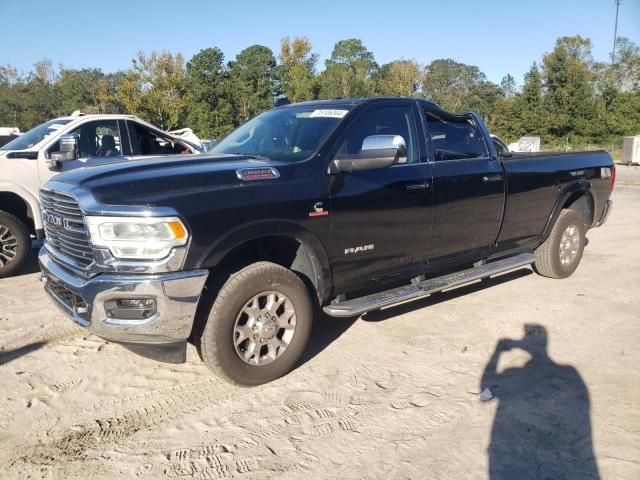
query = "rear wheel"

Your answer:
(199, 262), (313, 385)
(0, 211), (30, 278)
(533, 209), (585, 279)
